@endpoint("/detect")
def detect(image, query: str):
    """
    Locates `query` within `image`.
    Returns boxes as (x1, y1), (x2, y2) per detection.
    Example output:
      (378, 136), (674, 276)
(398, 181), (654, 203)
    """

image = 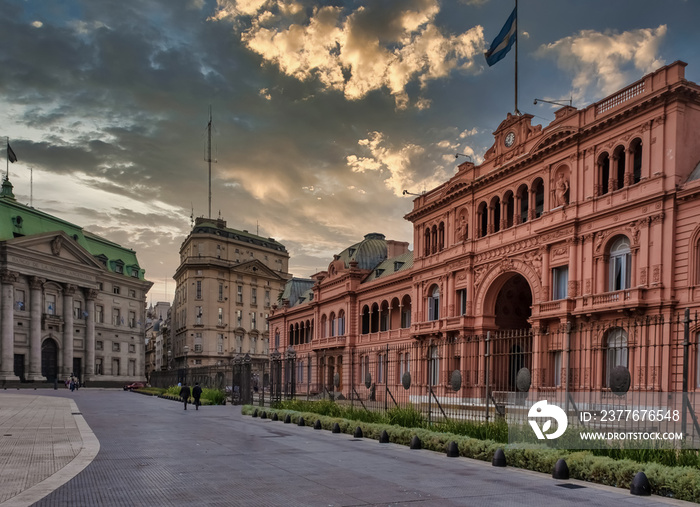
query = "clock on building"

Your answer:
(504, 131), (515, 147)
